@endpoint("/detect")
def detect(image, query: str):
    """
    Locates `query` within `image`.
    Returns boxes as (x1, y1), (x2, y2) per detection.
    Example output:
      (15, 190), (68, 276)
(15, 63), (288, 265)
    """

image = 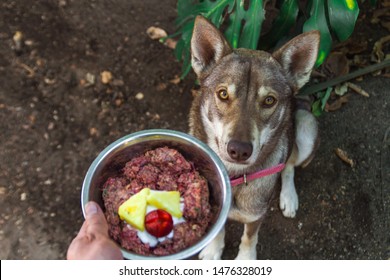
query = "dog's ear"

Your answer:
(191, 16), (232, 76)
(273, 31), (320, 90)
